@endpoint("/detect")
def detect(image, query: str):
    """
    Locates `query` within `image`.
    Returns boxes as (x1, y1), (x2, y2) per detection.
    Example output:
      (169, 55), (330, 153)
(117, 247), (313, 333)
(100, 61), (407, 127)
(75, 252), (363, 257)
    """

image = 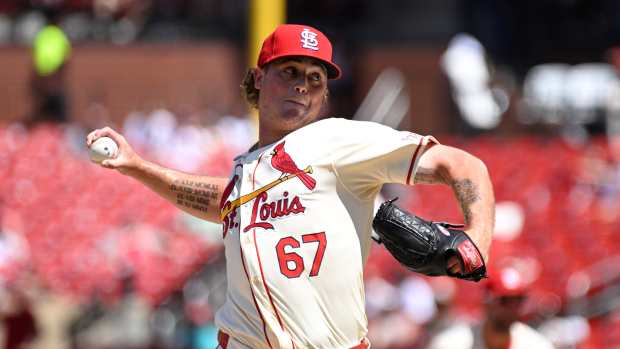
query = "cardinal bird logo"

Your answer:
(270, 141), (316, 190)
